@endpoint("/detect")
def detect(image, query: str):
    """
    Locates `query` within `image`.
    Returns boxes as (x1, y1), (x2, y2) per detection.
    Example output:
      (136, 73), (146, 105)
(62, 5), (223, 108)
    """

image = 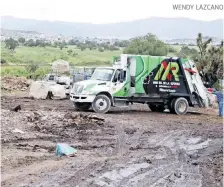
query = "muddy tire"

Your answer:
(174, 97), (189, 115)
(92, 94), (111, 113)
(148, 104), (165, 112)
(74, 102), (91, 111)
(168, 99), (176, 114)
